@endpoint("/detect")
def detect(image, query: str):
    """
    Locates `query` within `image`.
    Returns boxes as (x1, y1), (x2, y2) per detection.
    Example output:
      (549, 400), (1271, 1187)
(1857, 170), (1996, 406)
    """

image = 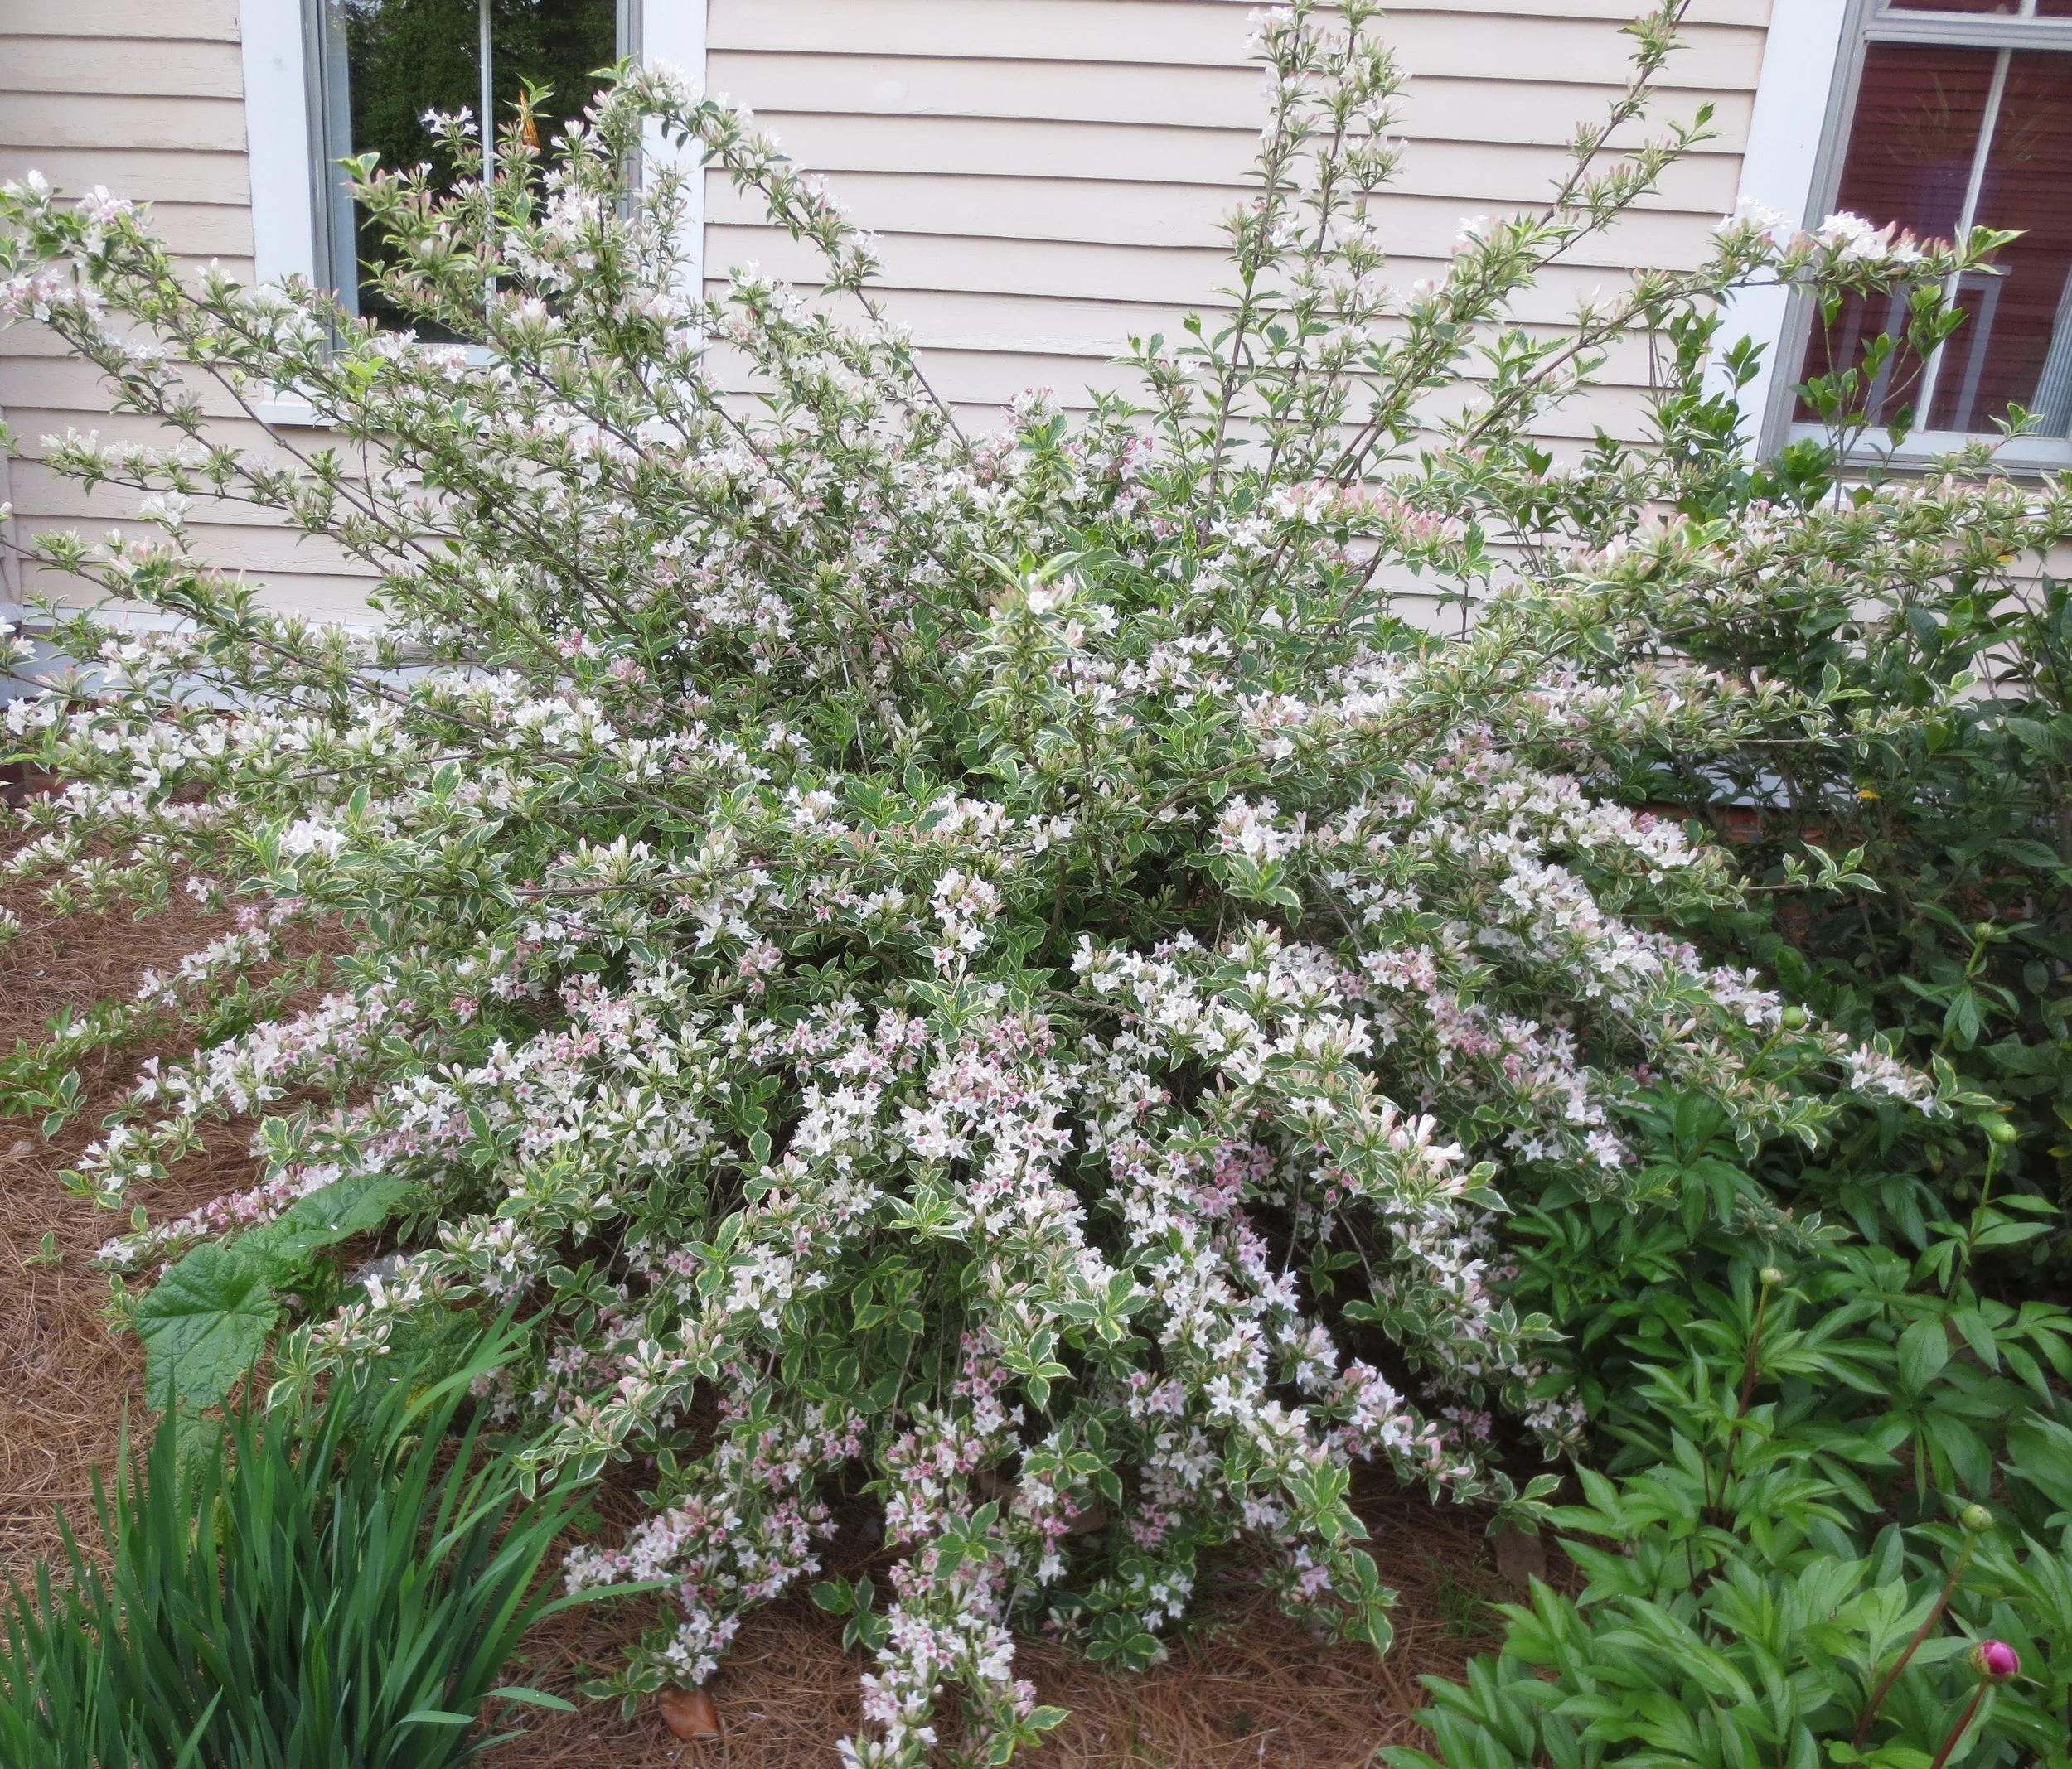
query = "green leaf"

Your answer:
(169, 1400), (230, 1486)
(1925, 1412), (1992, 1494)
(487, 1686), (578, 1711)
(2007, 1414), (2072, 1508)
(1971, 1218), (2050, 1249)
(171, 1693), (225, 1769)
(1895, 1317), (1949, 1392)
(239, 1173), (406, 1273)
(135, 1241), (278, 1410)
(1990, 837), (2064, 869)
